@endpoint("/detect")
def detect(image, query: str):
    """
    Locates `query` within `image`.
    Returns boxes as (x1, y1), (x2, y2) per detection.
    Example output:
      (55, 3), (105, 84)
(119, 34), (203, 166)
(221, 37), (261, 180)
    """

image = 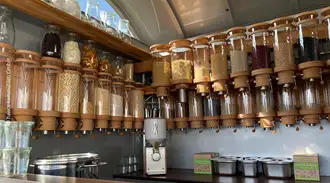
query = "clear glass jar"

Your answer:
(188, 90), (203, 118)
(227, 27), (249, 73)
(321, 7), (330, 66)
(117, 19), (131, 43)
(12, 50), (40, 109)
(295, 11), (319, 64)
(220, 89), (237, 116)
(80, 69), (97, 115)
(323, 76), (330, 114)
(124, 84), (134, 118)
(0, 6), (15, 45)
(160, 97), (174, 119)
(37, 57), (63, 111)
(41, 25), (61, 59)
(85, 0), (100, 27)
(98, 51), (112, 73)
(62, 0), (80, 18)
(256, 86), (275, 114)
(192, 37), (210, 84)
(248, 23), (271, 70)
(58, 65), (81, 113)
(0, 43), (14, 119)
(277, 84), (296, 111)
(96, 73), (111, 116)
(124, 59), (134, 83)
(169, 39), (193, 84)
(270, 17), (295, 69)
(111, 56), (124, 78)
(63, 32), (81, 65)
(209, 33), (228, 82)
(132, 84), (144, 119)
(110, 81), (124, 117)
(237, 88), (254, 115)
(82, 40), (98, 70)
(299, 78), (322, 110)
(150, 44), (171, 92)
(203, 92), (220, 117)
